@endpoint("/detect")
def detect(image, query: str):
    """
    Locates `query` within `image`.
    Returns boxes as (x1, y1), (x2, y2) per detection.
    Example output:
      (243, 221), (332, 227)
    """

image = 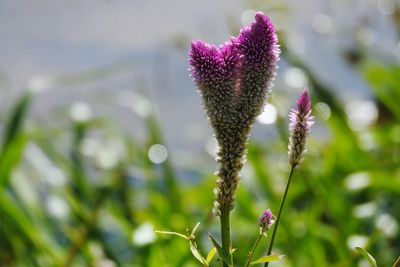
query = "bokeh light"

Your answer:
(148, 144), (168, 164)
(132, 222), (156, 246)
(256, 104), (278, 125)
(284, 67), (308, 89)
(315, 102), (331, 121)
(69, 102), (93, 122)
(345, 100), (378, 131)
